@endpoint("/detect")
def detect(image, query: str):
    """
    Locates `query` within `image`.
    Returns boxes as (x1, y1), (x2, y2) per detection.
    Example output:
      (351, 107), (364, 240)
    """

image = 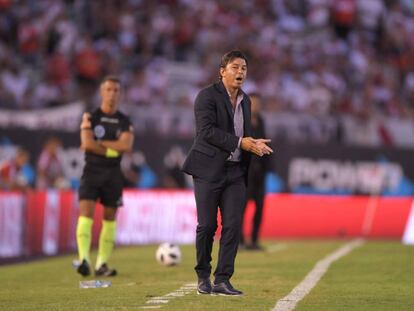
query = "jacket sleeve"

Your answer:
(195, 90), (239, 153)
